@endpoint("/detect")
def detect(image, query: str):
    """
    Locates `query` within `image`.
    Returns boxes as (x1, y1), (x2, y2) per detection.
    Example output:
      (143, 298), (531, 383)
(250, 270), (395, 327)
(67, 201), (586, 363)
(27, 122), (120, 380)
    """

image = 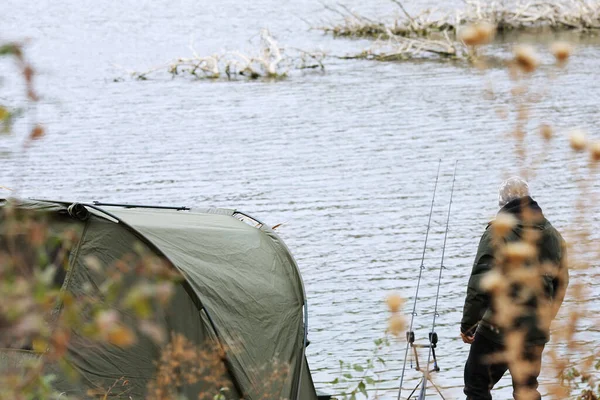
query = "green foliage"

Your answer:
(0, 44), (21, 135)
(0, 203), (183, 397)
(0, 43), (21, 57)
(329, 337), (391, 399)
